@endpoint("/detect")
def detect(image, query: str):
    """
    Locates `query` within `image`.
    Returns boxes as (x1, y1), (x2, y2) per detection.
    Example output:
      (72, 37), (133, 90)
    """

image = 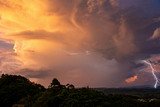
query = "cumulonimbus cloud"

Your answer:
(0, 0), (160, 87)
